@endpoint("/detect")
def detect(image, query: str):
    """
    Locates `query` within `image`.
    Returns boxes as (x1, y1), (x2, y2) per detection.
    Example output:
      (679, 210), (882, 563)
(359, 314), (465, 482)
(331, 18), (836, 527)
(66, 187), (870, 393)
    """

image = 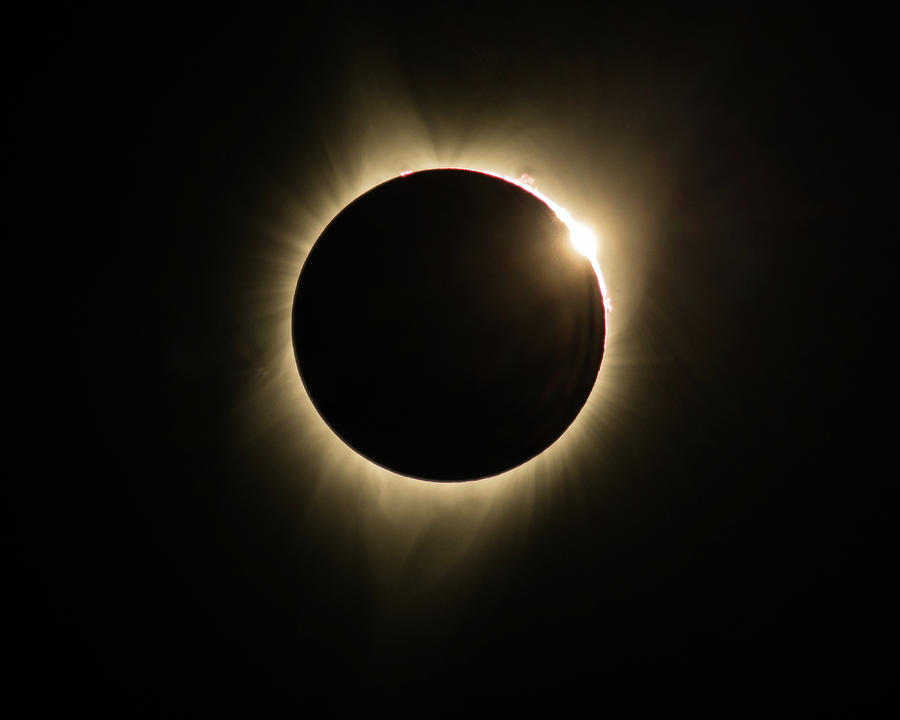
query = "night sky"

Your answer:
(24, 5), (894, 715)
